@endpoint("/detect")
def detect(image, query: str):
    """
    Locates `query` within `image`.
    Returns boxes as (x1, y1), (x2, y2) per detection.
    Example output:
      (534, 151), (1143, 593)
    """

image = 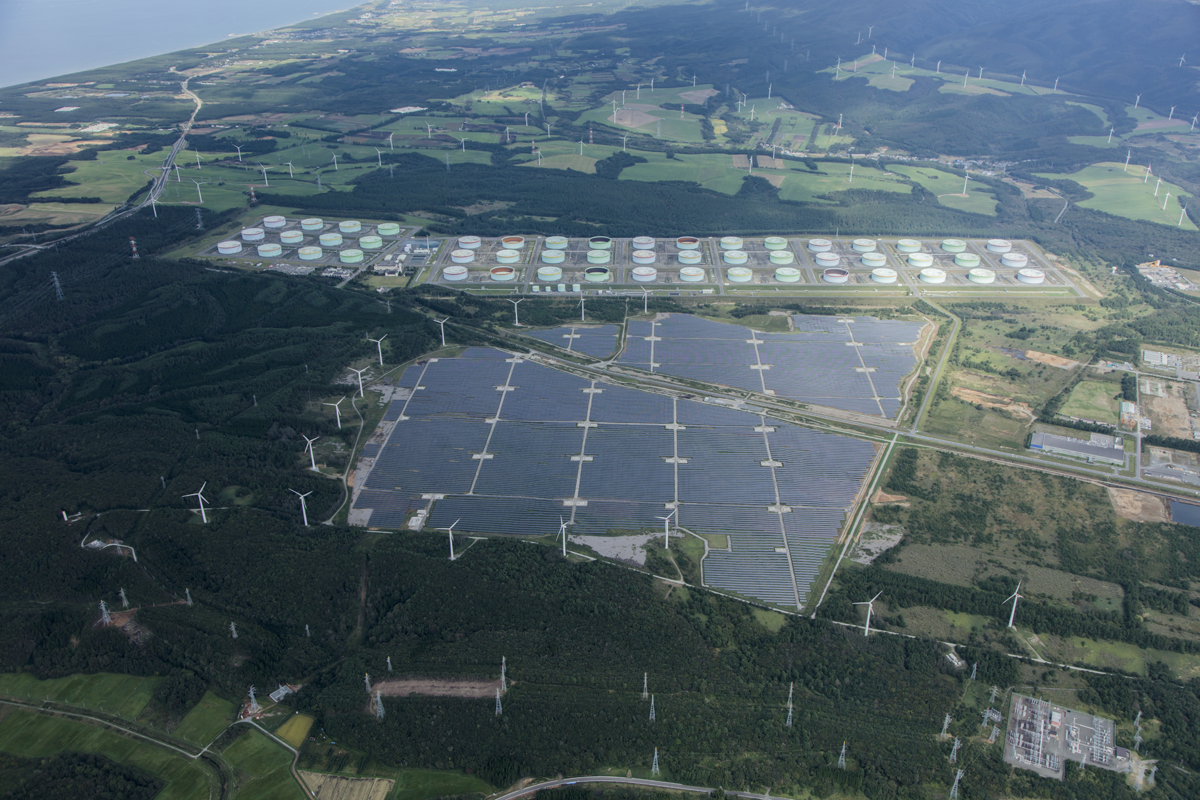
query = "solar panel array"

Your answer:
(352, 345), (877, 609)
(616, 314), (924, 418)
(524, 324), (619, 358)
